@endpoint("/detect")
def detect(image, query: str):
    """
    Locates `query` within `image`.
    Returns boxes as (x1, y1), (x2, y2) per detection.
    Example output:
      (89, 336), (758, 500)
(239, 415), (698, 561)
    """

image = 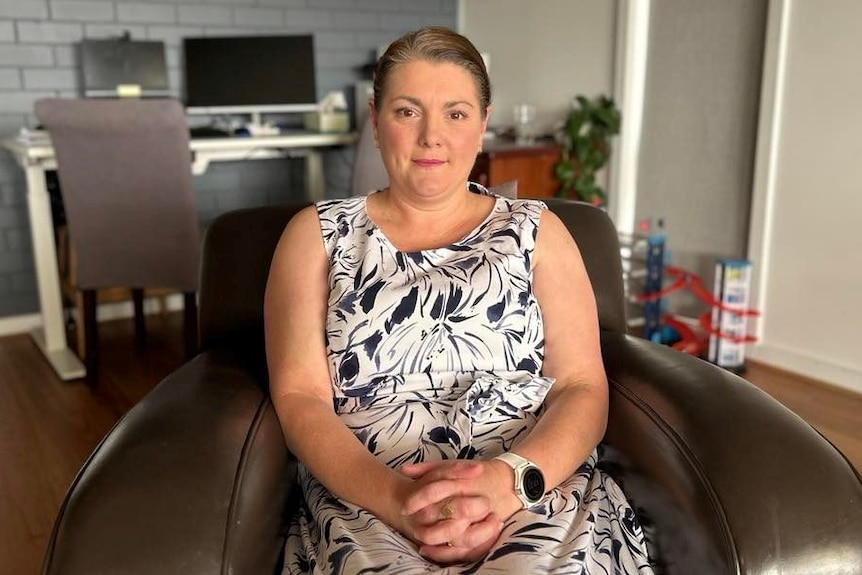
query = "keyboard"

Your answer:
(189, 126), (231, 138)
